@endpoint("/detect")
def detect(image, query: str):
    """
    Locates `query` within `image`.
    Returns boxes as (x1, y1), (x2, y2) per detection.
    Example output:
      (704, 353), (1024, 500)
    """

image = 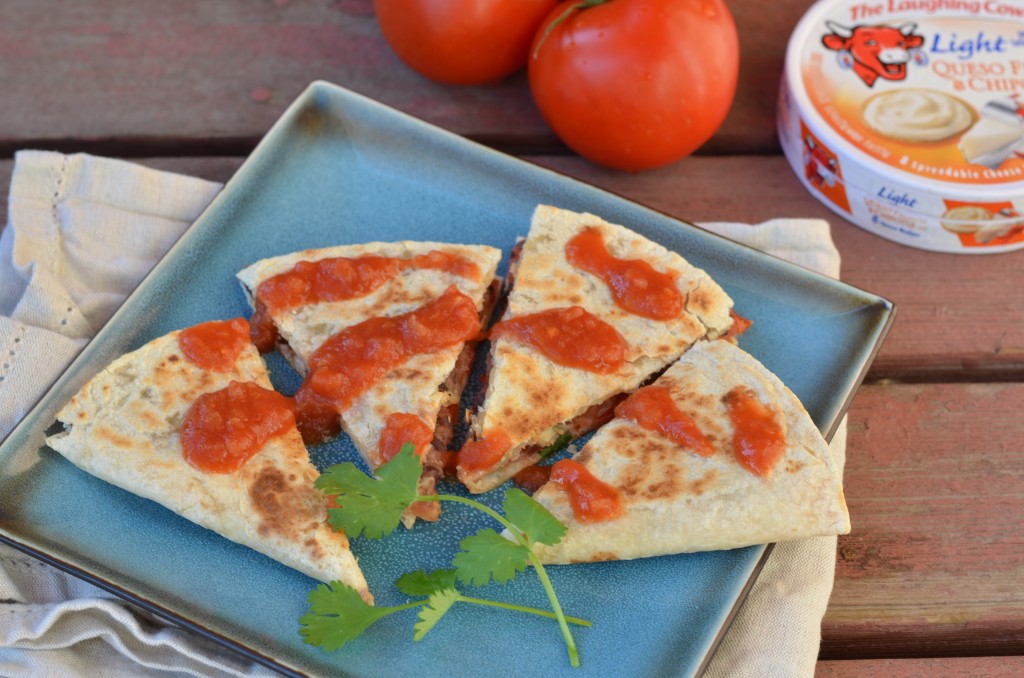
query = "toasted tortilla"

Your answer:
(46, 327), (372, 602)
(528, 340), (851, 564)
(237, 242), (502, 523)
(458, 205), (734, 493)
